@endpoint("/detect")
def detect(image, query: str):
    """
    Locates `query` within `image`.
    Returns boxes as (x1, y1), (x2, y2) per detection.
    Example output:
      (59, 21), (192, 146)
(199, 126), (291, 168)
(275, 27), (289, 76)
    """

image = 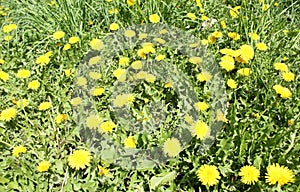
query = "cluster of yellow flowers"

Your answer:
(196, 163), (294, 187)
(0, 5), (10, 16)
(2, 22), (16, 41)
(273, 62), (294, 98)
(12, 141), (295, 186)
(11, 145), (108, 175)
